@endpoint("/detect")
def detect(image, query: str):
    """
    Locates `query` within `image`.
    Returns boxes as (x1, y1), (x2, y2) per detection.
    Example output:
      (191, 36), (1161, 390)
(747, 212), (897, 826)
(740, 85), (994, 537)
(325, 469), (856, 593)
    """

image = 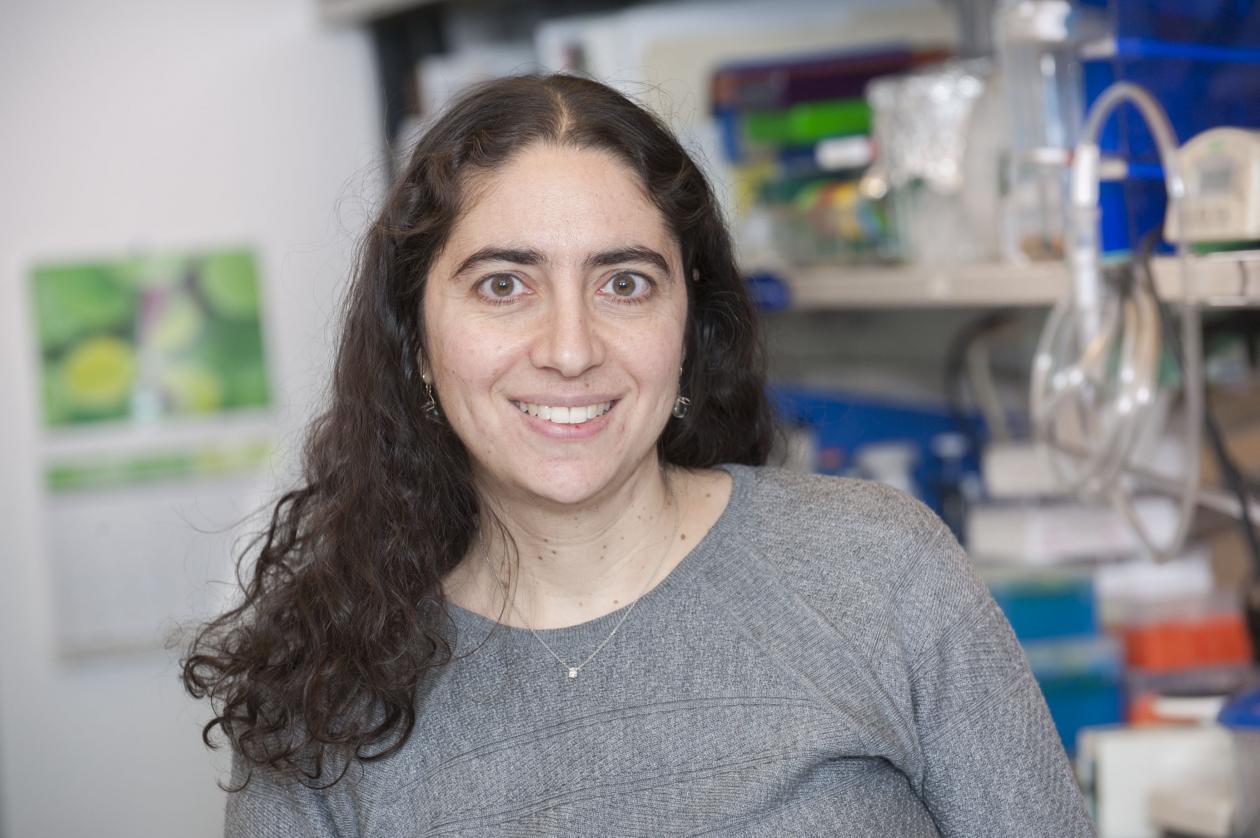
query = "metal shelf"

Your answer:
(779, 251), (1260, 310)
